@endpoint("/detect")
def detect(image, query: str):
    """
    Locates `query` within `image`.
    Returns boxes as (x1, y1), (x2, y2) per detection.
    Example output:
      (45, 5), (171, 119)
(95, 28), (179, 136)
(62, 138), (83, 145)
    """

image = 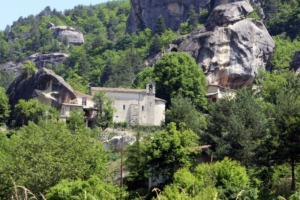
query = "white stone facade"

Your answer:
(91, 82), (166, 126)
